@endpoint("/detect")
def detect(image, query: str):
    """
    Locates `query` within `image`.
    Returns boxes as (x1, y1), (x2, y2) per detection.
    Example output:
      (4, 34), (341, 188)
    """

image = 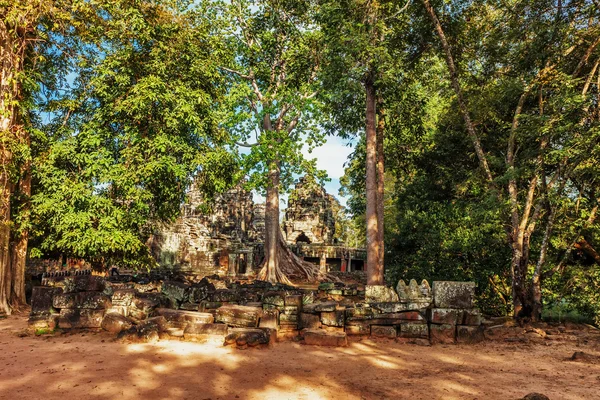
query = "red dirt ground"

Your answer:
(1, 312), (599, 400)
